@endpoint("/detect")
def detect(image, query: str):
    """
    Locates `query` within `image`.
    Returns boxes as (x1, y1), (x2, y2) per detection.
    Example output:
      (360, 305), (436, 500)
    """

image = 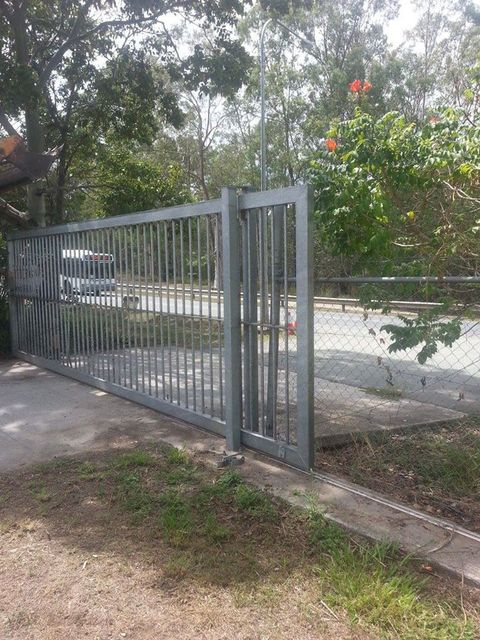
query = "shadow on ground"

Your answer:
(0, 443), (311, 593)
